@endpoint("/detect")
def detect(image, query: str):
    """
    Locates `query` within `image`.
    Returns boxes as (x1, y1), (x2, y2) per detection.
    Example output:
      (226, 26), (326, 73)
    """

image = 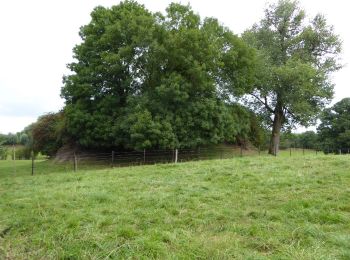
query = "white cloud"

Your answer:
(0, 116), (37, 134)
